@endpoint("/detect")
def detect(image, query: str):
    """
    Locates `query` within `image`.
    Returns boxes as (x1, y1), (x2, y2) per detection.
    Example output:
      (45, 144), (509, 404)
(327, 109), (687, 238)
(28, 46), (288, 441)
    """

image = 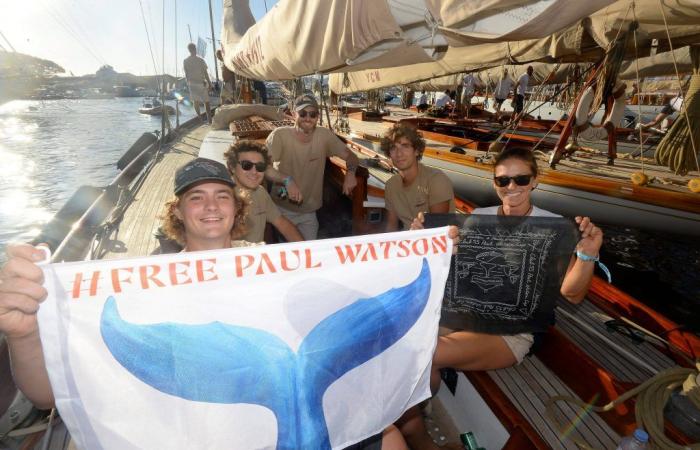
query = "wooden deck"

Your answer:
(343, 112), (699, 198)
(556, 299), (676, 383)
(100, 123), (208, 260)
(488, 356), (620, 450)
